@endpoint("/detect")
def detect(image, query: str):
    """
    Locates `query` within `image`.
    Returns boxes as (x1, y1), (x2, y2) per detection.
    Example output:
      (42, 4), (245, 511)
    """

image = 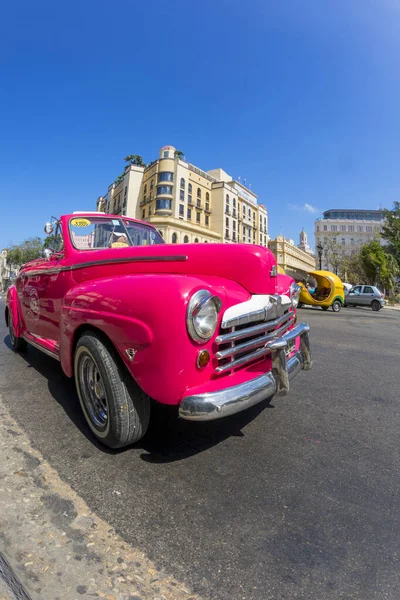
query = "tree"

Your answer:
(359, 239), (399, 291)
(7, 238), (43, 268)
(43, 234), (56, 249)
(324, 239), (346, 276)
(174, 150), (185, 160)
(382, 202), (400, 264)
(123, 154), (146, 167)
